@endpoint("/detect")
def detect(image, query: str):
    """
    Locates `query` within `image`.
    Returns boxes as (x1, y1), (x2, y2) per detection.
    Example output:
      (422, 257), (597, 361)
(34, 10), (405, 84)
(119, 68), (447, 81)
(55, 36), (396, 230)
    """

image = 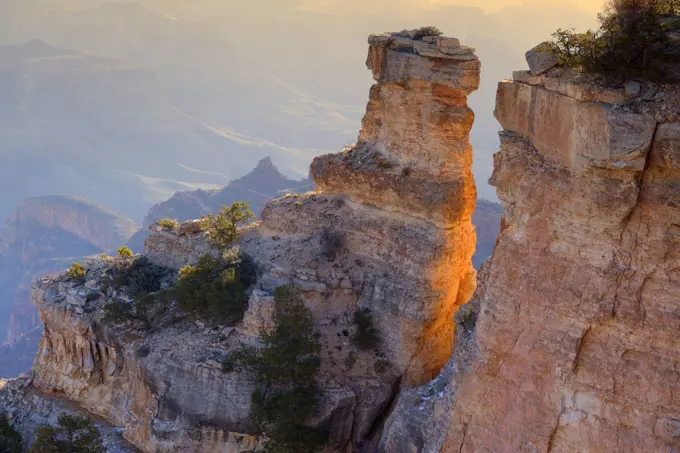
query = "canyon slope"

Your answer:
(380, 43), (680, 452)
(3, 30), (481, 452)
